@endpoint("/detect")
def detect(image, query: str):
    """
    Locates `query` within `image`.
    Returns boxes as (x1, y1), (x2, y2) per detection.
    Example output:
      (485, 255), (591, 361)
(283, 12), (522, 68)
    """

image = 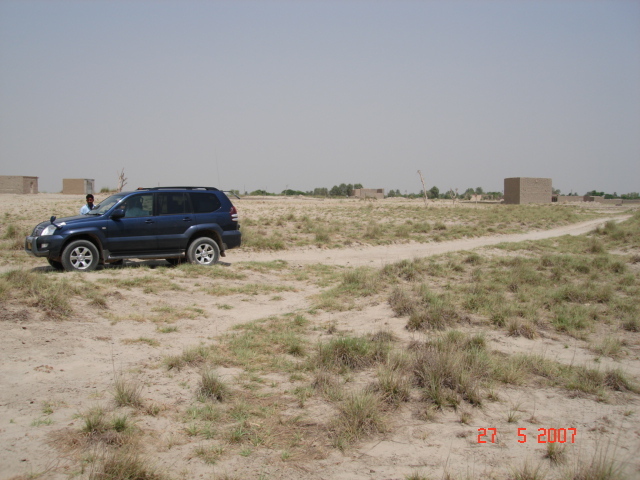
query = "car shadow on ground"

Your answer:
(30, 259), (233, 273)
